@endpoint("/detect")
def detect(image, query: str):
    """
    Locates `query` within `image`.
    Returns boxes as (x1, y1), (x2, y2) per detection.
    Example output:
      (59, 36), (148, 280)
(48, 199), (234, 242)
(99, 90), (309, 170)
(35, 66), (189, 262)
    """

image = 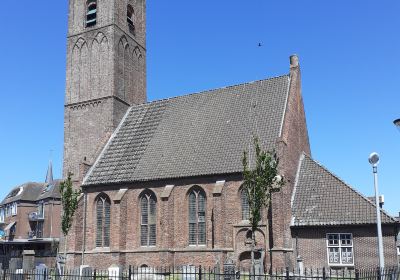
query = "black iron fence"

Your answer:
(0, 266), (398, 280)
